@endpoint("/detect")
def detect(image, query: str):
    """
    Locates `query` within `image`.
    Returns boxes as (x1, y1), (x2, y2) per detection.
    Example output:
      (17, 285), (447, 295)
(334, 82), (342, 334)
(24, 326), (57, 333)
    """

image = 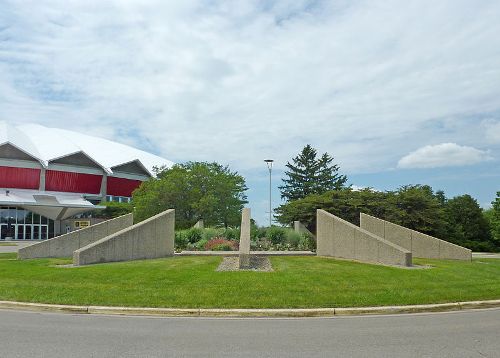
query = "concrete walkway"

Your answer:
(0, 241), (36, 253)
(178, 251), (500, 258)
(177, 250), (315, 256)
(472, 252), (500, 259)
